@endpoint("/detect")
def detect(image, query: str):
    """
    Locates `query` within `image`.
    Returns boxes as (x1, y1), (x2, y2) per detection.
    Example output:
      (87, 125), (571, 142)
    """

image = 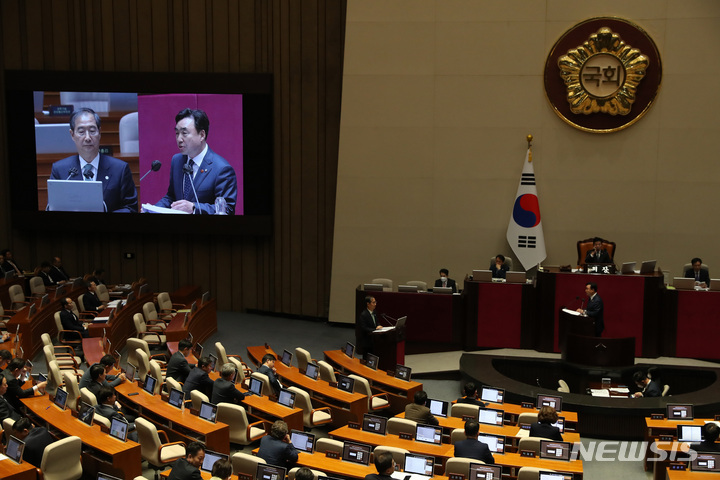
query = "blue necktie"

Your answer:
(183, 159), (195, 200)
(83, 164), (93, 181)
